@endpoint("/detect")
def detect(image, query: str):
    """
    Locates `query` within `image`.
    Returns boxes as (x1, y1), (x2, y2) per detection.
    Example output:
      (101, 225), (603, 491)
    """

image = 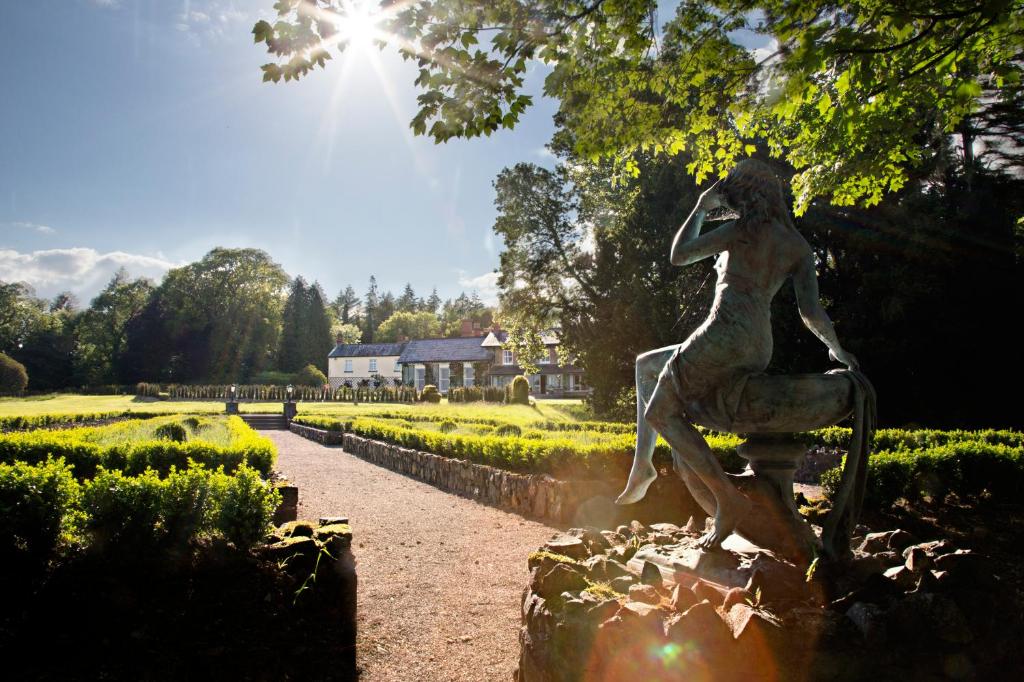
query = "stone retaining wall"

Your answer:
(290, 422), (344, 445)
(289, 424), (704, 526)
(341, 432), (609, 524)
